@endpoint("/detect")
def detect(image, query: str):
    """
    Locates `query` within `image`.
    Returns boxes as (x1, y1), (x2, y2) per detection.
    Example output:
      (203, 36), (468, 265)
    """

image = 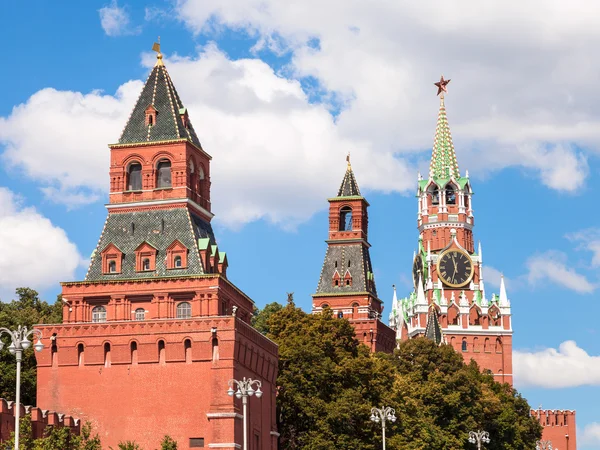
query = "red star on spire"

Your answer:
(434, 75), (451, 96)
